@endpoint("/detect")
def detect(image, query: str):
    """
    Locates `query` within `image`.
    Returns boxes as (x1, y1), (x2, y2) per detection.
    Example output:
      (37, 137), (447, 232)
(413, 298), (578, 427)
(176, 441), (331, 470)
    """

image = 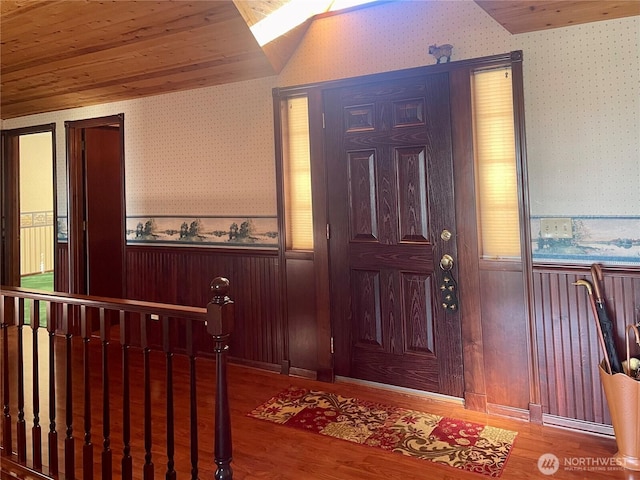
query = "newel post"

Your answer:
(207, 277), (234, 480)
